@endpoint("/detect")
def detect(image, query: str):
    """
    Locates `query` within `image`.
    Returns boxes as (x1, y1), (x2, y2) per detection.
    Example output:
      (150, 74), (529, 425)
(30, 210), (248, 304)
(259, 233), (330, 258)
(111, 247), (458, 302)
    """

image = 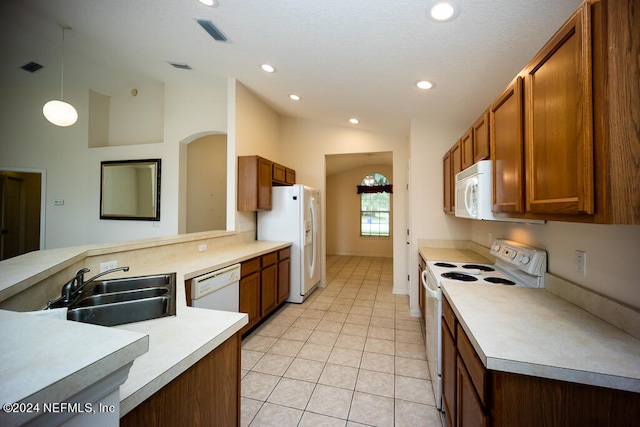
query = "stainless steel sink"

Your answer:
(67, 296), (170, 327)
(66, 273), (176, 326)
(87, 273), (175, 295)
